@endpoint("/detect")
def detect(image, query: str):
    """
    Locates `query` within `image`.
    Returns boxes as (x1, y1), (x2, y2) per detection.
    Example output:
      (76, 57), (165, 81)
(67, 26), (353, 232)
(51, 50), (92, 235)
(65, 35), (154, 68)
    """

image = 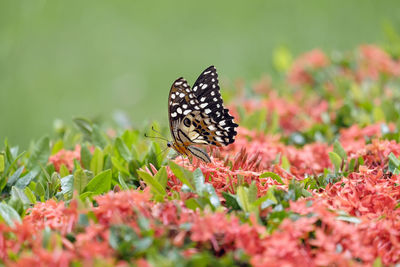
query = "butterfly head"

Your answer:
(167, 141), (172, 148)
